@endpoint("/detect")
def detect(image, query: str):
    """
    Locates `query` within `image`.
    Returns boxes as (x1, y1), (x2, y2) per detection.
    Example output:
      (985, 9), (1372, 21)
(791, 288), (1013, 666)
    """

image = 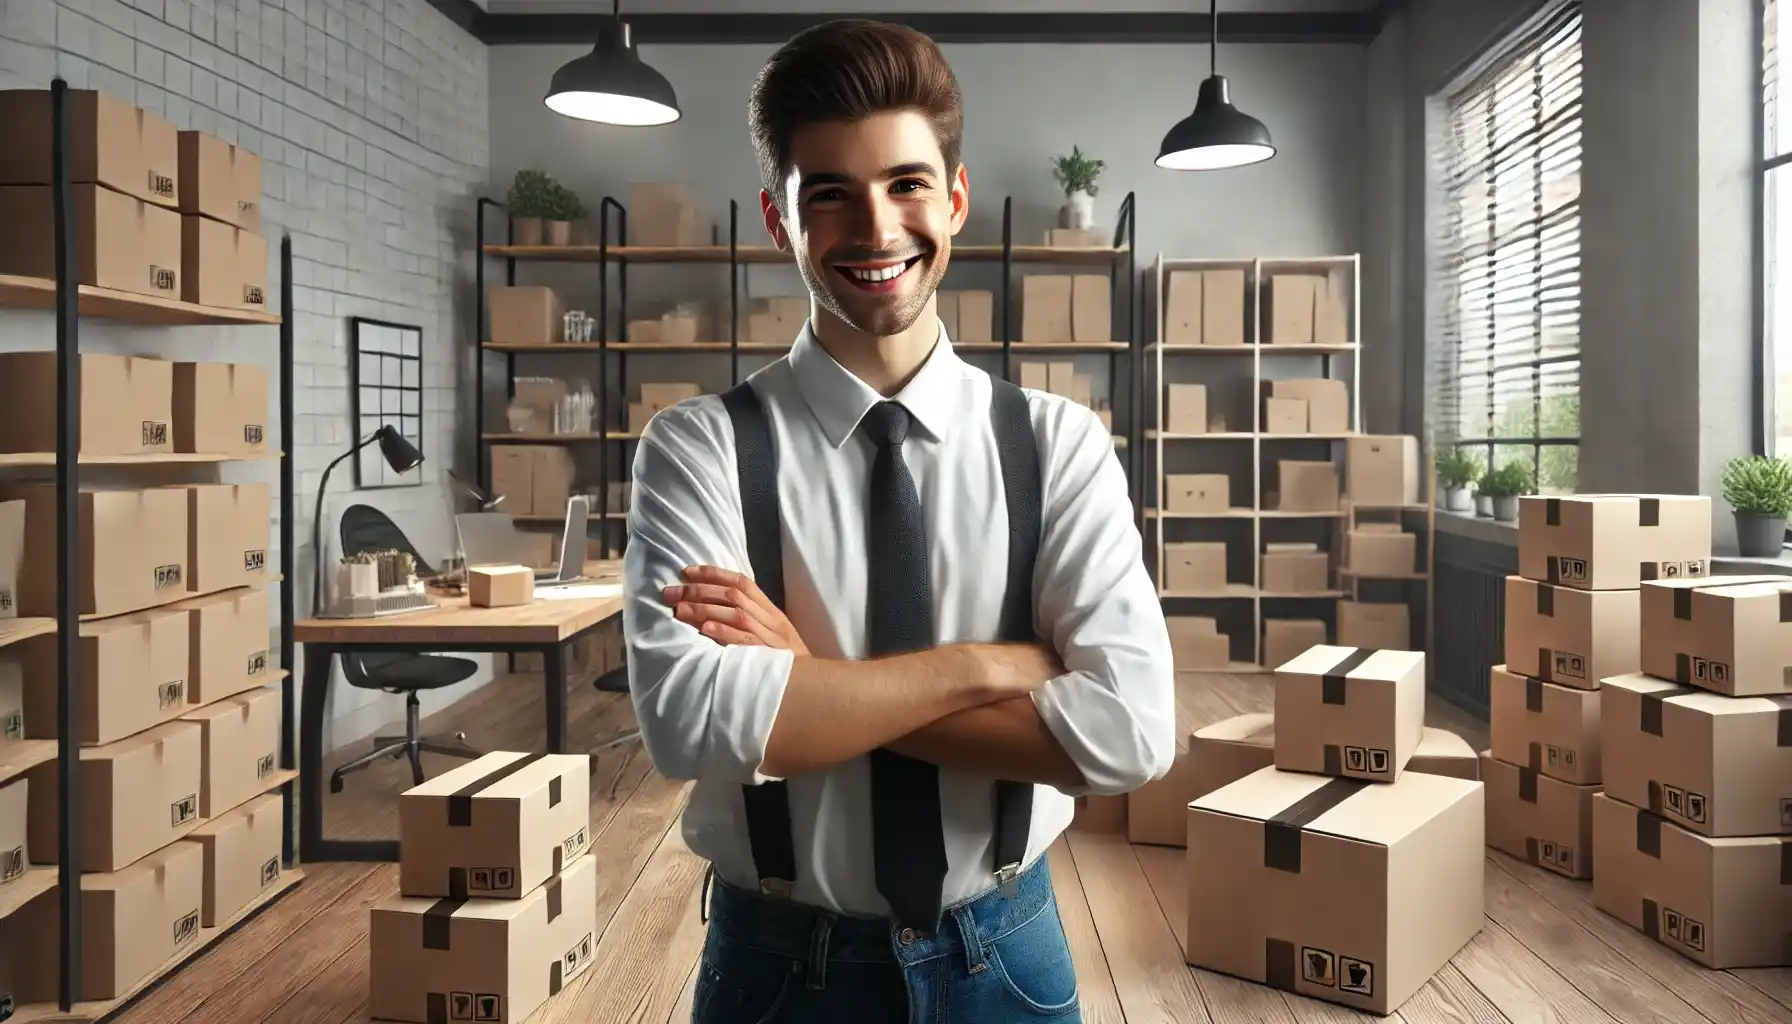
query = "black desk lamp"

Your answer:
(312, 425), (424, 615)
